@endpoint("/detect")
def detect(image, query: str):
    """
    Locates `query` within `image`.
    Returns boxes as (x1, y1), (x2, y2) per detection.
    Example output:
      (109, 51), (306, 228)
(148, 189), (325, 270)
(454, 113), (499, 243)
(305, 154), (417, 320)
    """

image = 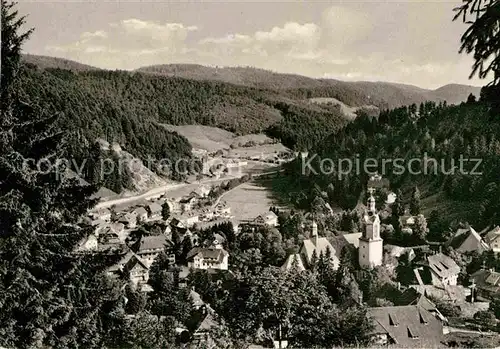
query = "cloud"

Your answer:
(43, 3), (482, 88)
(46, 18), (198, 69)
